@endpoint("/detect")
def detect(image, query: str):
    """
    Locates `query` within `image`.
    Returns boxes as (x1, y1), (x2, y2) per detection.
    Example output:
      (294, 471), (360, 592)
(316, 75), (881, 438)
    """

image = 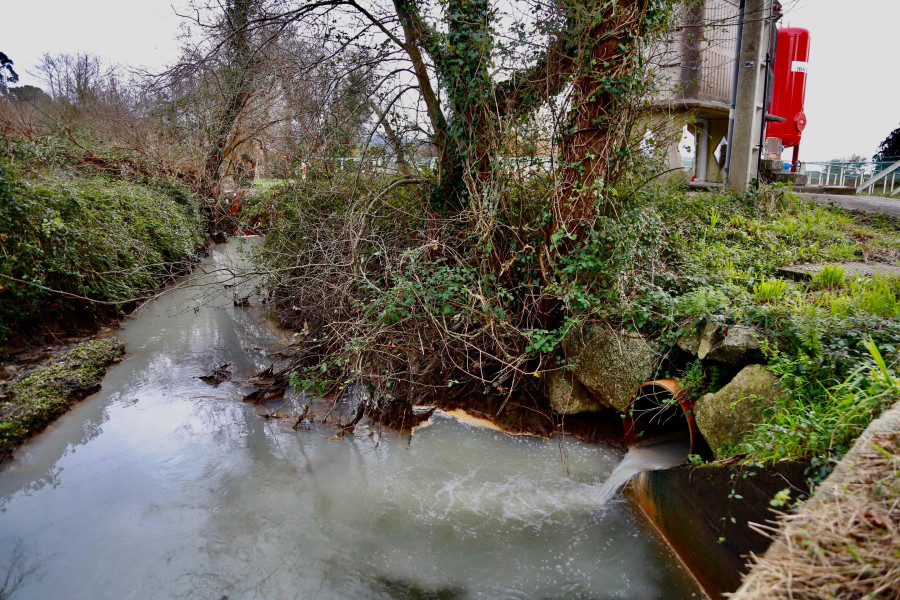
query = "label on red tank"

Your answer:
(791, 61), (809, 73)
(795, 113), (807, 131)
